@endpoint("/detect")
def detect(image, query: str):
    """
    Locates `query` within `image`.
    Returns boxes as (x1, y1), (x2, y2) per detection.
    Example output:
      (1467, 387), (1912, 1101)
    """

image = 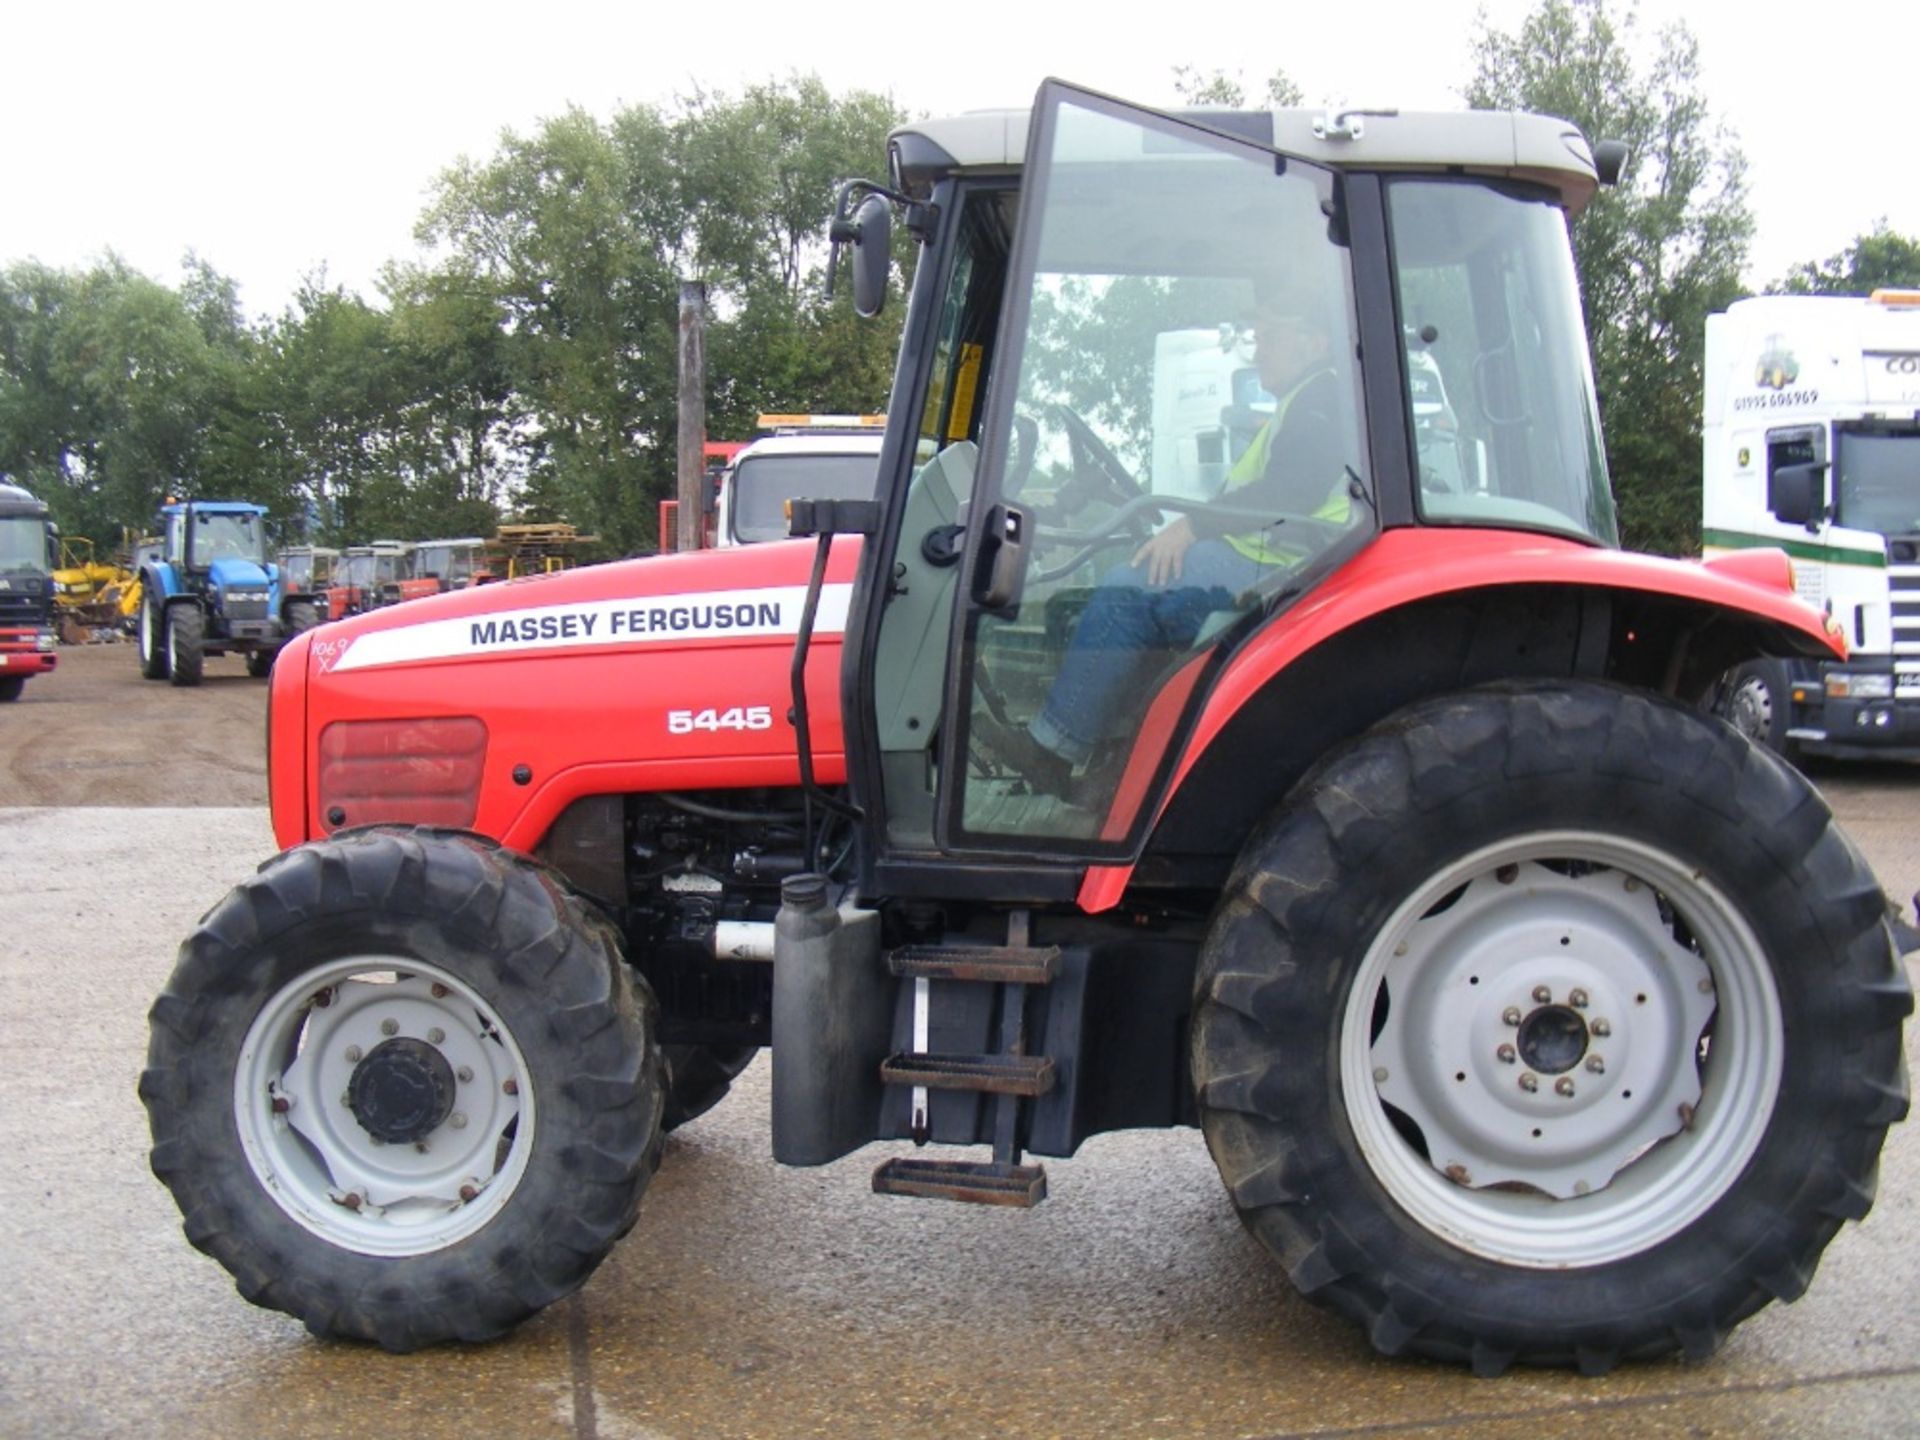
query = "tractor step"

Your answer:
(872, 1157), (1048, 1207)
(887, 942), (1061, 985)
(881, 1051), (1055, 1096)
